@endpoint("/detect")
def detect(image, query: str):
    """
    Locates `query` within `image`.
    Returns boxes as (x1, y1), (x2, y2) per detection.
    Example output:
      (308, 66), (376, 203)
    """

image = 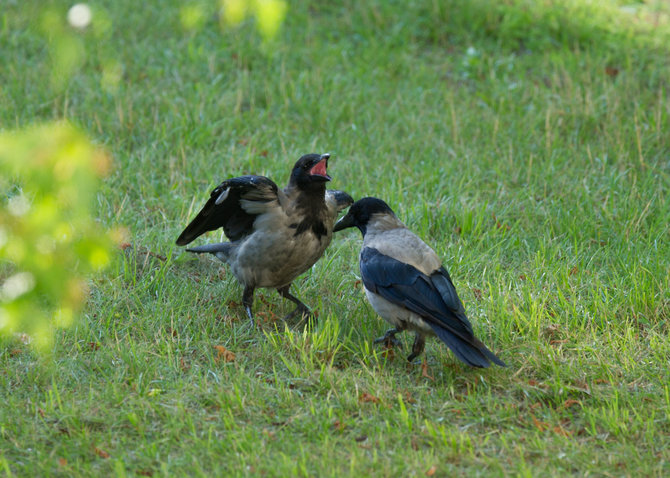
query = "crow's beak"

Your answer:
(309, 154), (331, 181)
(333, 212), (354, 232)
